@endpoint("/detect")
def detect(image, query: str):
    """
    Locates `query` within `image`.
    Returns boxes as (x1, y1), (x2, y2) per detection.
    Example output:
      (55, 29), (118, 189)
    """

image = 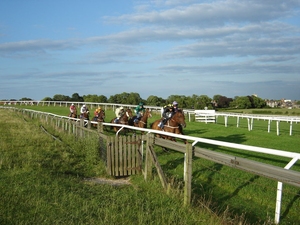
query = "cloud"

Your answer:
(106, 0), (300, 27)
